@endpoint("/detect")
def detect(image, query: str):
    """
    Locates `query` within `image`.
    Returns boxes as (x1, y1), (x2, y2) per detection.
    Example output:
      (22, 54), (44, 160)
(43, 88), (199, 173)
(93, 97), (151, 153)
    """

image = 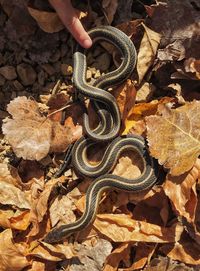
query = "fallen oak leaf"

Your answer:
(94, 214), (183, 243)
(2, 97), (73, 161)
(146, 101), (200, 175)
